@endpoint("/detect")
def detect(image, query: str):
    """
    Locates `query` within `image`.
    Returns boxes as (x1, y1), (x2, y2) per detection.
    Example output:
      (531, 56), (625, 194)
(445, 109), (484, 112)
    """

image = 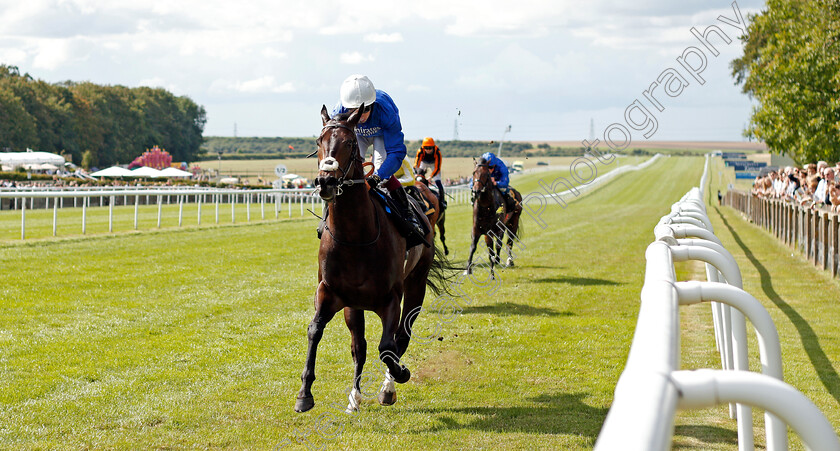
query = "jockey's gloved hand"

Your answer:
(367, 174), (382, 188)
